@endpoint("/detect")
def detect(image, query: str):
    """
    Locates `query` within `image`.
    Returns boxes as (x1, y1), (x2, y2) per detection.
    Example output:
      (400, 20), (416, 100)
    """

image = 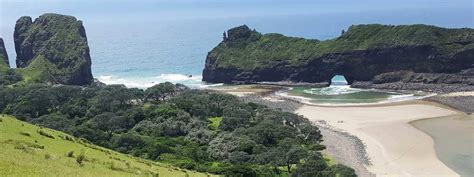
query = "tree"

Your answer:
(283, 146), (308, 173)
(5, 87), (59, 119)
(146, 82), (176, 102)
(276, 138), (309, 173)
(228, 151), (251, 164)
(111, 133), (145, 153)
(89, 112), (135, 137)
(207, 133), (242, 160)
(129, 88), (146, 105)
(244, 120), (295, 146)
(185, 128), (215, 145)
(298, 124), (322, 144)
(219, 116), (248, 131)
(291, 155), (328, 177)
(30, 113), (73, 131)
